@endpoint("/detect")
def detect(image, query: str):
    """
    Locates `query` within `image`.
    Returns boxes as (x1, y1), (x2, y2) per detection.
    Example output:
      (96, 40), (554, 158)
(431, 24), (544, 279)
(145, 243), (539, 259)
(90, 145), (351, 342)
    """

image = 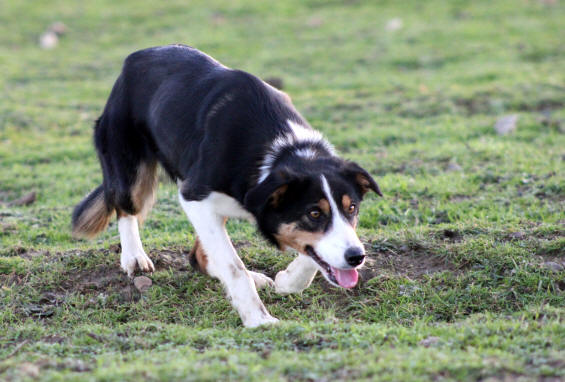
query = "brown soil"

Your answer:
(54, 248), (193, 303)
(359, 247), (457, 282)
(60, 263), (140, 303)
(7, 242), (460, 306)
